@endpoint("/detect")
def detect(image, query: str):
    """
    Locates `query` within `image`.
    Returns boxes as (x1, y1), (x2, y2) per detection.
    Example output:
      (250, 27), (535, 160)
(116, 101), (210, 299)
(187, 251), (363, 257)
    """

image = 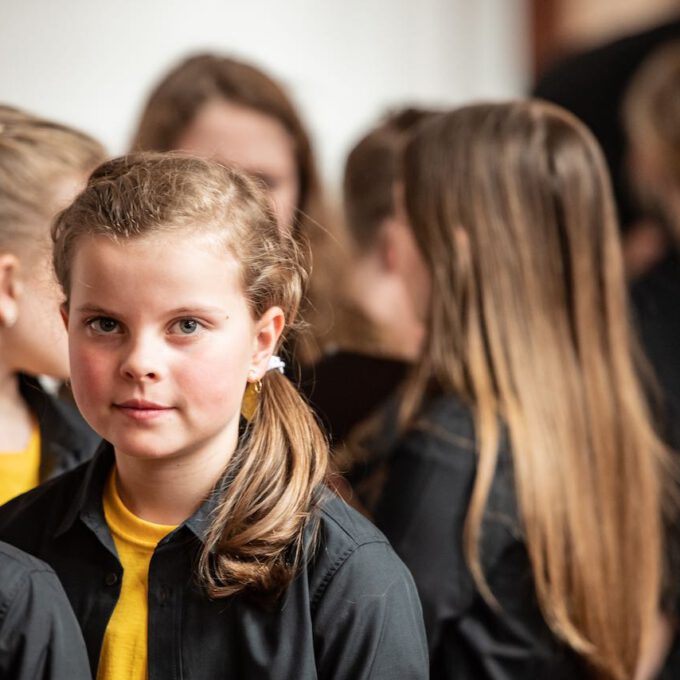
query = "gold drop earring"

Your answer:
(240, 371), (262, 421)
